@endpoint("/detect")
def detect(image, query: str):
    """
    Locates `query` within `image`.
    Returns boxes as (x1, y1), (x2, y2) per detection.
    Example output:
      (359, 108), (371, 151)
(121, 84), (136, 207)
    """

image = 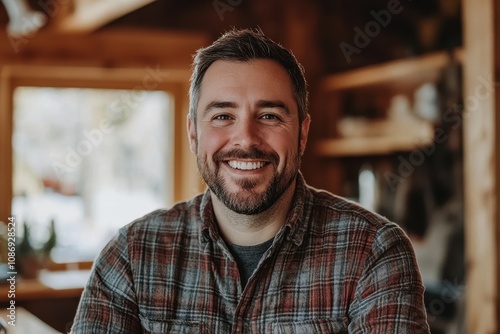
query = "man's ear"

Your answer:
(299, 114), (311, 154)
(187, 114), (197, 153)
